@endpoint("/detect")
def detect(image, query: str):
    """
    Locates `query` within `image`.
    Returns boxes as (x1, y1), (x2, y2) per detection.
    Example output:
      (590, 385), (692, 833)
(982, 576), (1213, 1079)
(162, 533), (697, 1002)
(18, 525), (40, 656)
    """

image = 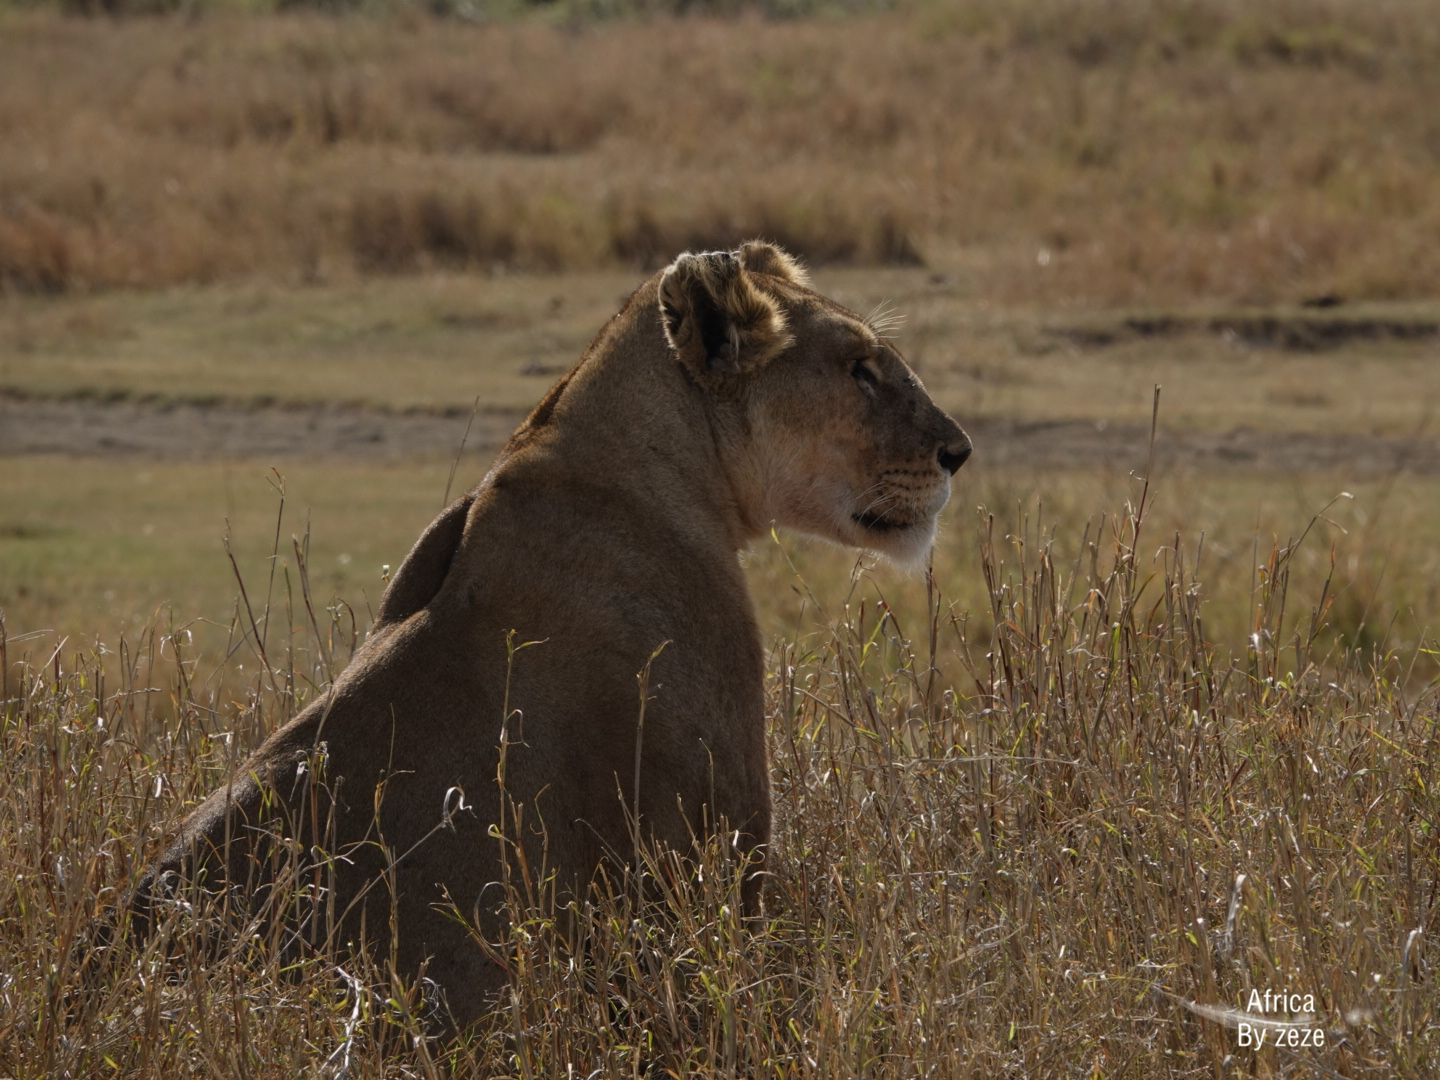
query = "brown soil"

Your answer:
(0, 394), (517, 462)
(3, 394), (1439, 476)
(1051, 311), (1440, 351)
